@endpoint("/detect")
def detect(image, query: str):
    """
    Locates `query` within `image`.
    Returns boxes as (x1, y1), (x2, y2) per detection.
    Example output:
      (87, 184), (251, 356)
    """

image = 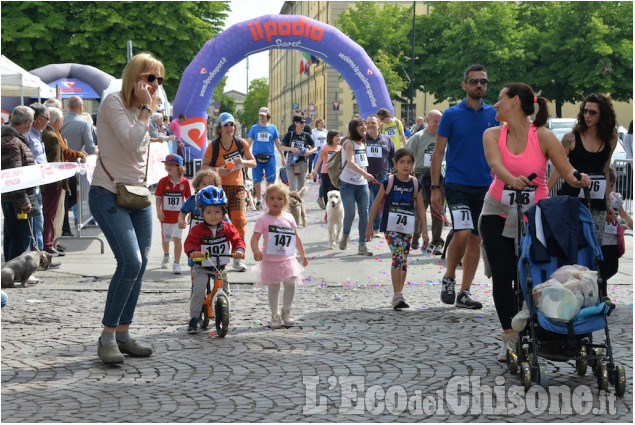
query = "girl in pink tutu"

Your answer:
(250, 183), (309, 329)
